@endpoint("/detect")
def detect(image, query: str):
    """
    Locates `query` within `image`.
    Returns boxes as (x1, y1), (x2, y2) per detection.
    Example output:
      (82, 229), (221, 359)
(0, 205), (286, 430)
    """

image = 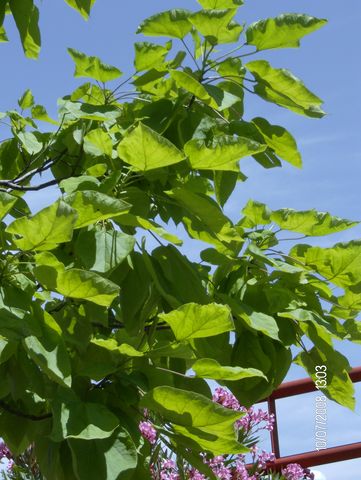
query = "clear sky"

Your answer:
(1, 1), (361, 478)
